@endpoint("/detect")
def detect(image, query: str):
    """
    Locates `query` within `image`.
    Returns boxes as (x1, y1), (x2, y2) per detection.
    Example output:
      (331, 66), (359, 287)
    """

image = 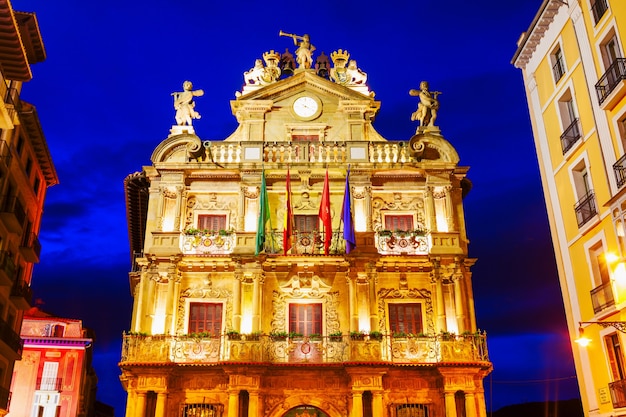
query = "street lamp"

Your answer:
(575, 321), (626, 347)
